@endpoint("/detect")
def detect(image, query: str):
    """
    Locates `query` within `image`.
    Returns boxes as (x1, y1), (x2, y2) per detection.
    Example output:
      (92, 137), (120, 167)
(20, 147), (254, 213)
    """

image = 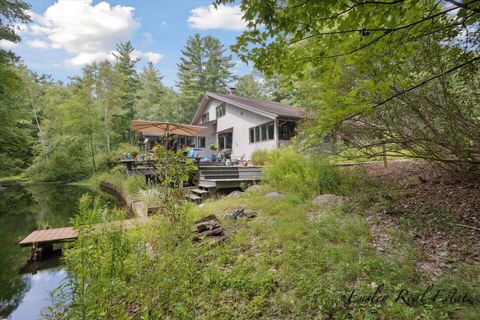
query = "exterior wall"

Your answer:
(193, 97), (298, 160)
(217, 103), (276, 160)
(195, 124), (216, 158)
